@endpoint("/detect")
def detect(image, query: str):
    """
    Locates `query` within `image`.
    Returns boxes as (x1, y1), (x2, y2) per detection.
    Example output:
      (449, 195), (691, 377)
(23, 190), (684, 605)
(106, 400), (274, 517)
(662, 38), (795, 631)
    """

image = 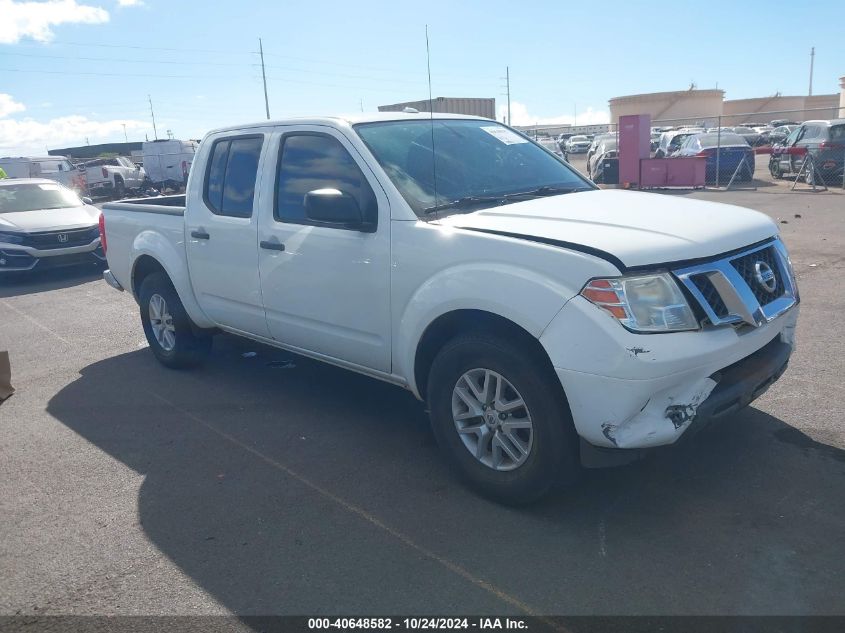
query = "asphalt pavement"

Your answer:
(0, 184), (843, 619)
